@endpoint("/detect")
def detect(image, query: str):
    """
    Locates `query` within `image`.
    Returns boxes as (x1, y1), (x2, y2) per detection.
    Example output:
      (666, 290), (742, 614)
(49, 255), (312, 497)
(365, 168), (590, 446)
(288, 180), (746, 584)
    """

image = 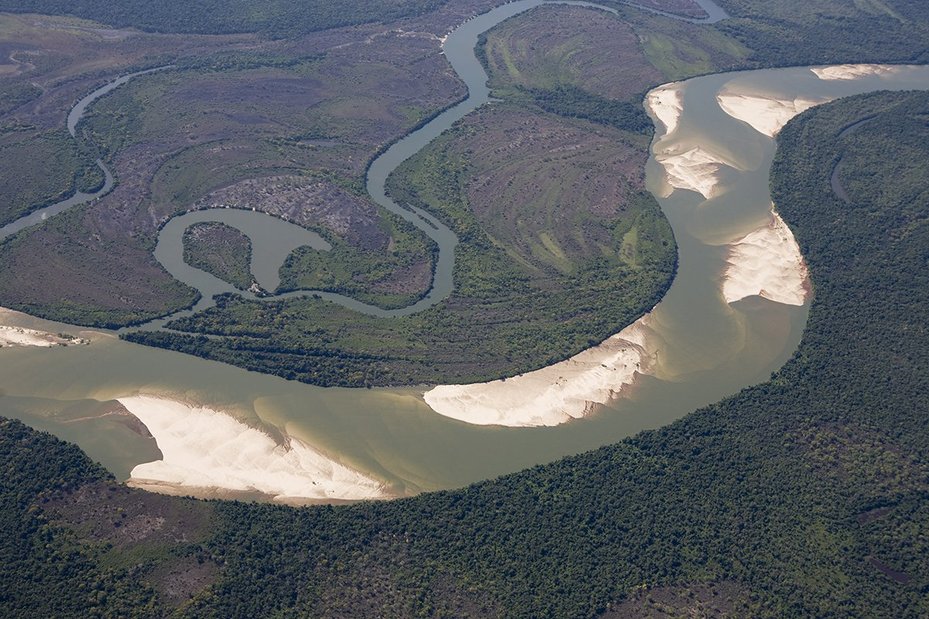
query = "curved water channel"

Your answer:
(2, 1), (929, 499)
(0, 67), (169, 239)
(0, 0), (727, 315)
(0, 0), (727, 311)
(138, 0), (727, 326)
